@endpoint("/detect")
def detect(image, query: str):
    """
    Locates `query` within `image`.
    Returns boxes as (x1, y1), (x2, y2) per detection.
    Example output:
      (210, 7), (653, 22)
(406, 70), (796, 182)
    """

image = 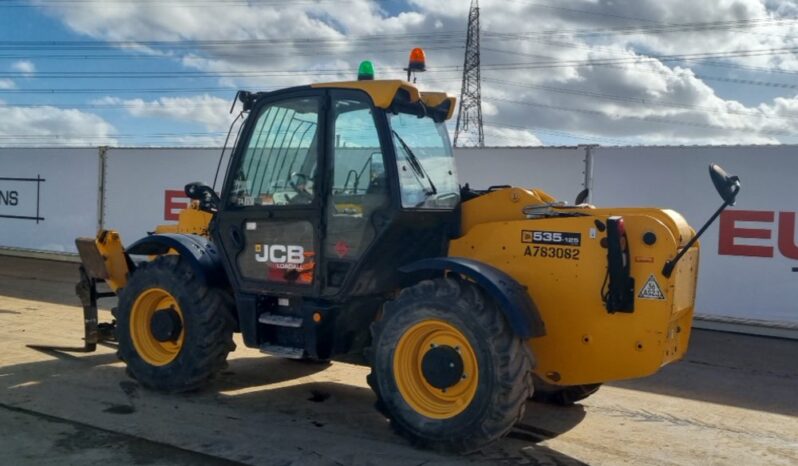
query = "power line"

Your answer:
(0, 45), (466, 61)
(0, 78), (461, 94)
(478, 54), (798, 90)
(3, 42), (797, 78)
(1, 18), (794, 51)
(0, 87), (237, 94)
(0, 102), (230, 109)
(0, 0), (355, 7)
(0, 132), (225, 138)
(0, 77), (461, 97)
(3, 43), (797, 80)
(484, 17), (798, 42)
(484, 45), (798, 76)
(504, 0), (655, 23)
(0, 32), (466, 50)
(484, 77), (798, 121)
(477, 46), (798, 71)
(0, 67), (466, 79)
(484, 96), (795, 137)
